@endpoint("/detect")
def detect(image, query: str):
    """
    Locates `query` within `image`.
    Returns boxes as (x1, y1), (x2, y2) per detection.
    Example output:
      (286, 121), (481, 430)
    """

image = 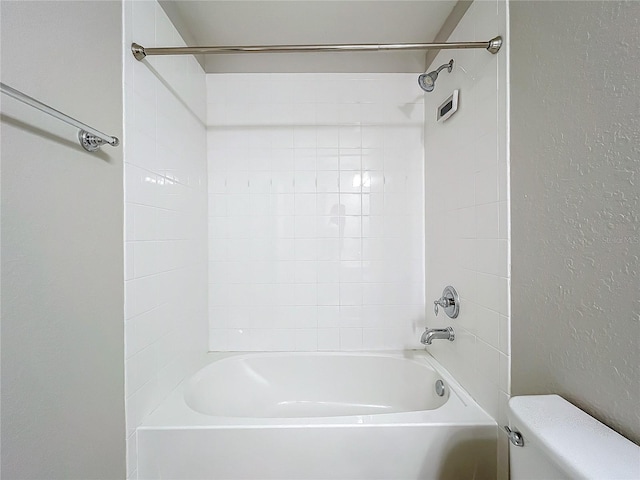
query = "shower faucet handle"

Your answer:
(433, 286), (460, 319)
(434, 297), (452, 316)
